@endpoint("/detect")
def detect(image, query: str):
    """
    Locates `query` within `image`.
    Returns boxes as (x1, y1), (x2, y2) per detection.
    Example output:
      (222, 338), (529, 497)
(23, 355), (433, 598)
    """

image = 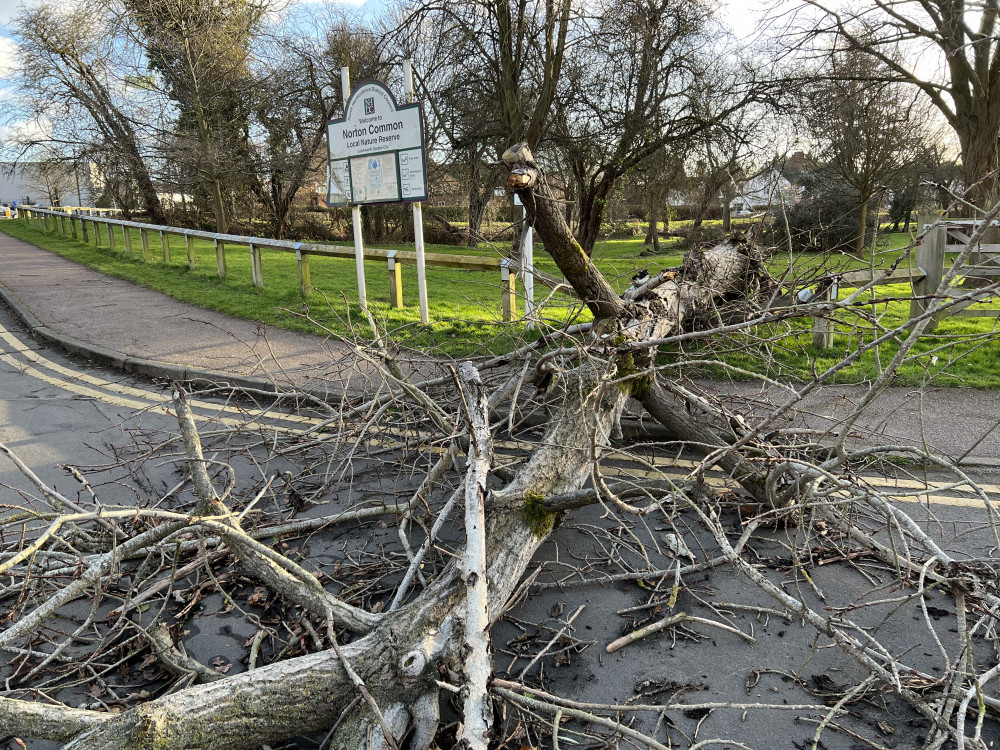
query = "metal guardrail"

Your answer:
(23, 207), (524, 322)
